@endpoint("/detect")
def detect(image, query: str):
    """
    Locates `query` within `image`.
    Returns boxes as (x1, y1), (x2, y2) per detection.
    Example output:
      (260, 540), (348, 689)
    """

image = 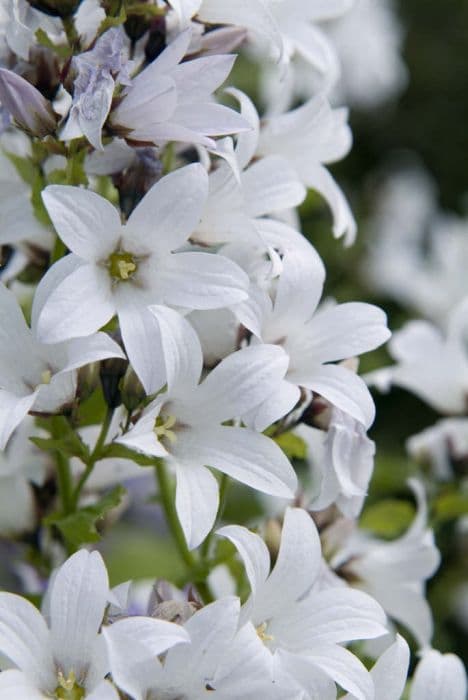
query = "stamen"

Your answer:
(108, 251), (138, 281)
(154, 414), (177, 444)
(256, 622), (274, 643)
